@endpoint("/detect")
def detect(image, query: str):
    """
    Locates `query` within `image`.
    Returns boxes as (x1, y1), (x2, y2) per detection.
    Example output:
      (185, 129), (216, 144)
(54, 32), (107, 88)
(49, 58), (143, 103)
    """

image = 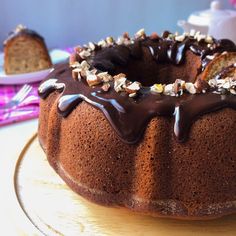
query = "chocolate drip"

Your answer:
(39, 64), (236, 144)
(39, 33), (236, 144)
